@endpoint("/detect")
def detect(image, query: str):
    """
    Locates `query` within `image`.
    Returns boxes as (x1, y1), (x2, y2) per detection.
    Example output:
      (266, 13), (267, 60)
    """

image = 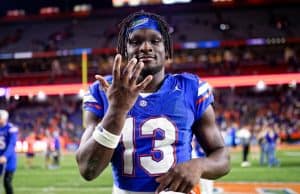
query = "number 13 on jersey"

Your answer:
(121, 117), (177, 176)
